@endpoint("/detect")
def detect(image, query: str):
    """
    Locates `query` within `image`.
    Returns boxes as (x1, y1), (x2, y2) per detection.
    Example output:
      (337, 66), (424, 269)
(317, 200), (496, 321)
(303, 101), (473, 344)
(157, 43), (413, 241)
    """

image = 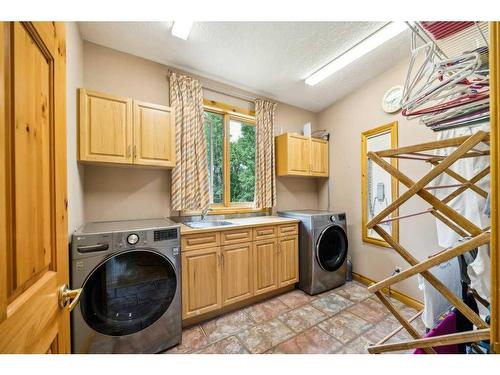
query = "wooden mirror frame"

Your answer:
(361, 121), (399, 248)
